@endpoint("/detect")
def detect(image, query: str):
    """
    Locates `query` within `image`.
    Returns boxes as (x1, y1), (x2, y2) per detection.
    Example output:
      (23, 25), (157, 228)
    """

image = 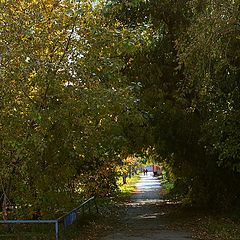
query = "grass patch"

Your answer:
(171, 207), (240, 240)
(115, 174), (140, 201)
(203, 215), (240, 240)
(158, 174), (174, 197)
